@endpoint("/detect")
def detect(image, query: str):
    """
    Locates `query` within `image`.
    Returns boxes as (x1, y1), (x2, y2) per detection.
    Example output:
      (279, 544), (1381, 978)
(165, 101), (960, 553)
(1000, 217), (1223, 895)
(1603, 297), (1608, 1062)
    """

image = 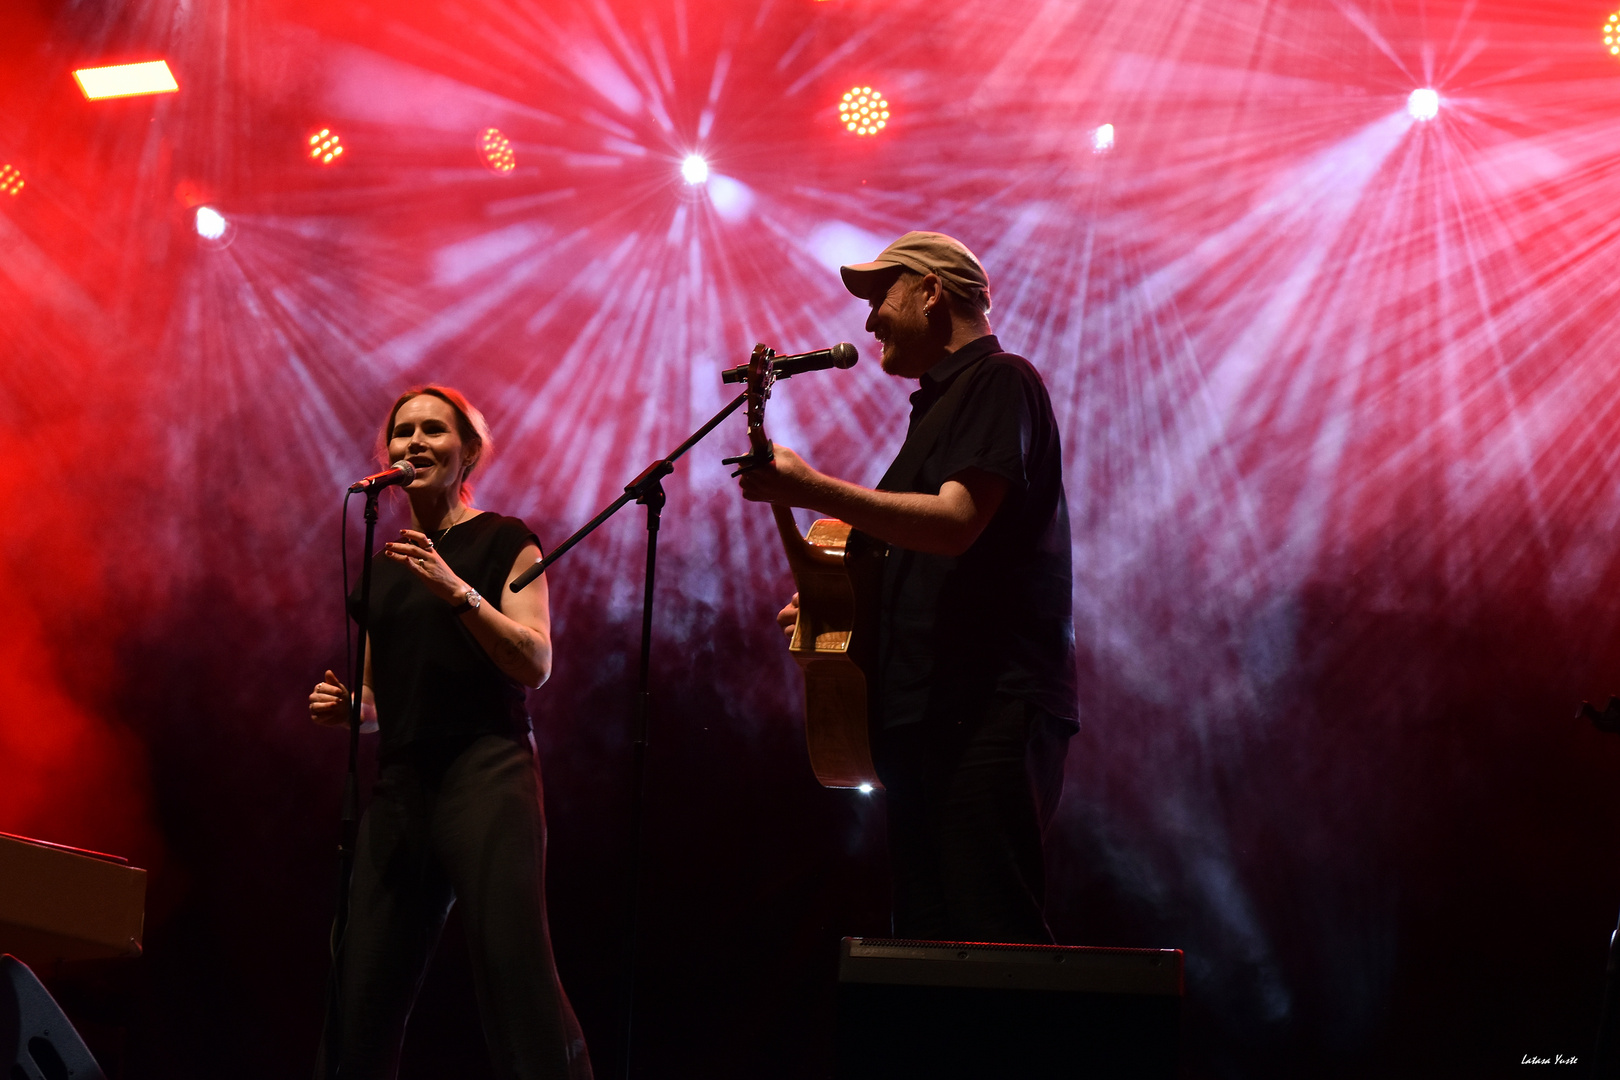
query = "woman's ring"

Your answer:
(415, 557), (426, 568)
